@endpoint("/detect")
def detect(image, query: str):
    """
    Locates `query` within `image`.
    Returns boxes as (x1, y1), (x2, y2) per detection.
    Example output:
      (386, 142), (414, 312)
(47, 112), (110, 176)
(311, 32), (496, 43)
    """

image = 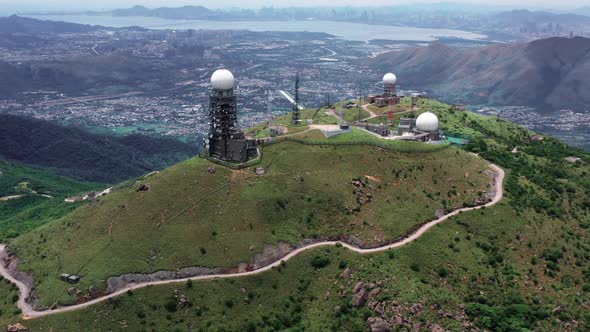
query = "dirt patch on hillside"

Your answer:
(0, 247), (38, 306)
